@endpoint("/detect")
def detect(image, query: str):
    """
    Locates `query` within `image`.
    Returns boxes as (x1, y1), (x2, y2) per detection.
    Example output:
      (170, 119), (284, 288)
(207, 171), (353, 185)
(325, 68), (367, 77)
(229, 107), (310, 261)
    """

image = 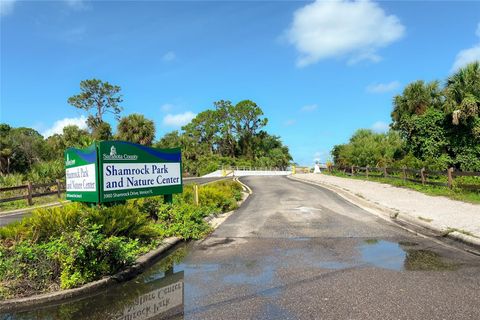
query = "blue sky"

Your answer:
(1, 0), (480, 165)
